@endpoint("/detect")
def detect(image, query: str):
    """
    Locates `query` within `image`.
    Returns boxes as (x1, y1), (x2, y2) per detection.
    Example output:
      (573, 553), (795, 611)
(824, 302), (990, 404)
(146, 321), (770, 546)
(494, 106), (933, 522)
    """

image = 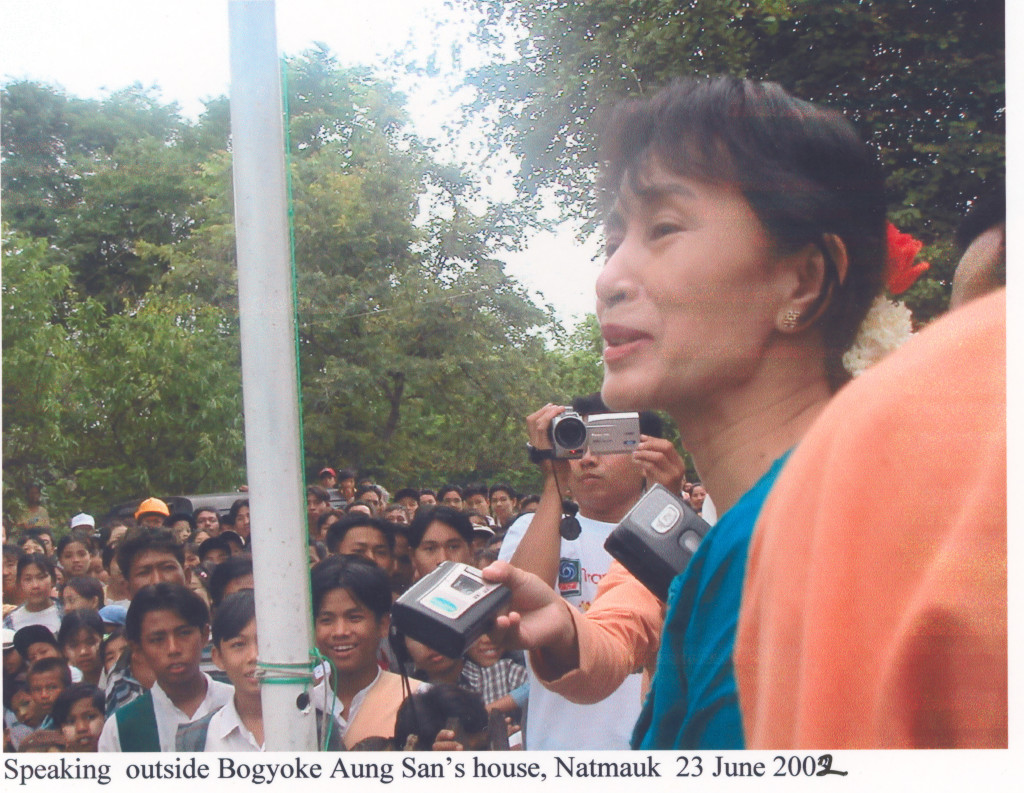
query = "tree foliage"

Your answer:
(461, 0), (1005, 319)
(2, 50), (586, 523)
